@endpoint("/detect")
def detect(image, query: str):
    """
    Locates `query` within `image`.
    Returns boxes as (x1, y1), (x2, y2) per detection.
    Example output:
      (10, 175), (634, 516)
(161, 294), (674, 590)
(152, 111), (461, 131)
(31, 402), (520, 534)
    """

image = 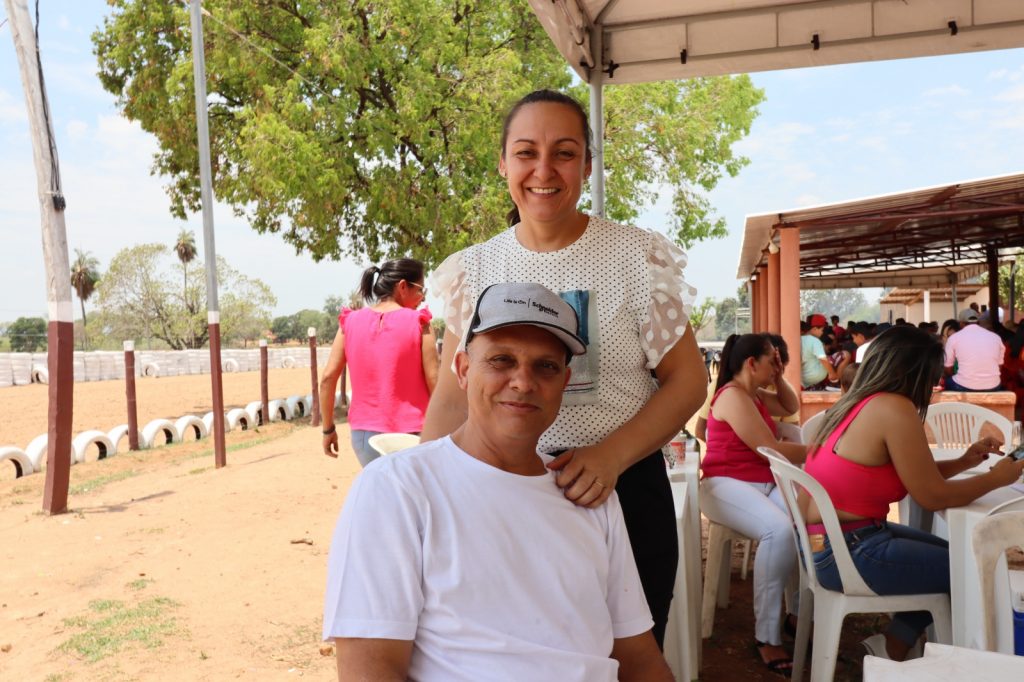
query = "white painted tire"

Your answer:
(223, 358), (240, 372)
(0, 446), (34, 477)
(142, 362), (160, 378)
(31, 364), (48, 384)
(26, 434), (49, 472)
(174, 415), (208, 441)
(201, 411), (232, 434)
(107, 424), (144, 452)
(267, 399), (293, 422)
(282, 356), (296, 369)
(286, 395), (308, 418)
(72, 430), (115, 464)
(245, 400), (263, 425)
(226, 408), (253, 431)
(141, 419), (179, 448)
